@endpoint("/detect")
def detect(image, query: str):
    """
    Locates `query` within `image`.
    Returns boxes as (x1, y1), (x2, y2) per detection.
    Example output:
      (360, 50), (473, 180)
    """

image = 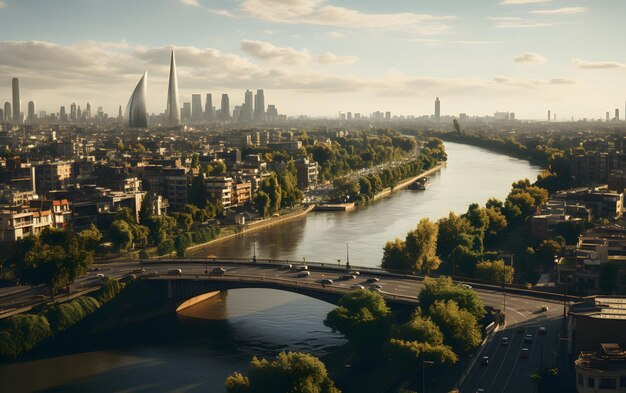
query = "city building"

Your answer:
(0, 204), (53, 242)
(434, 97), (441, 121)
(220, 94), (230, 121)
(204, 93), (213, 121)
(254, 89), (265, 122)
(166, 50), (181, 126)
(191, 94), (203, 122)
(27, 101), (35, 122)
(12, 77), (21, 124)
(295, 158), (318, 189)
(575, 343), (626, 393)
(125, 72), (148, 128)
(34, 161), (73, 197)
(205, 176), (233, 208)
